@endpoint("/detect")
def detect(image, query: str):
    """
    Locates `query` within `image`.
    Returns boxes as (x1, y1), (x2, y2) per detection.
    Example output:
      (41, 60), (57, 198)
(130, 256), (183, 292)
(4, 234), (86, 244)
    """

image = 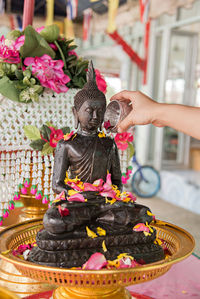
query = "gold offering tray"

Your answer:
(0, 219), (195, 299)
